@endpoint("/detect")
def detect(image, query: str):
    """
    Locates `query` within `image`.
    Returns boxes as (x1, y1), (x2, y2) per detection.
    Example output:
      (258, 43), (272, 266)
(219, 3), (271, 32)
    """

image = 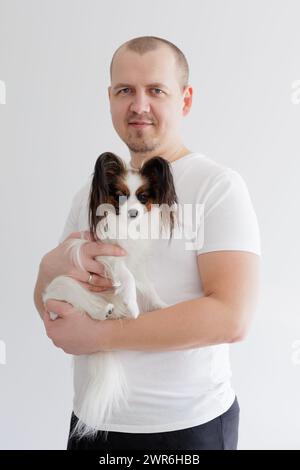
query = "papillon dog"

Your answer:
(42, 152), (178, 440)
